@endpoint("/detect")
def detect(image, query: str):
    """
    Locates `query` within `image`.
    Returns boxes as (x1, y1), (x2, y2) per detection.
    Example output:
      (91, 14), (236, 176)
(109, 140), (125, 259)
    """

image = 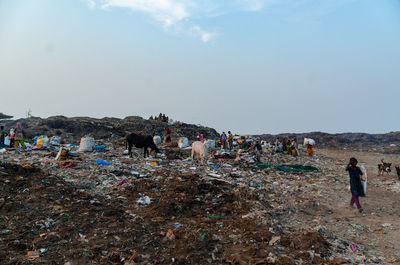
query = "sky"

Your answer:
(0, 0), (400, 134)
